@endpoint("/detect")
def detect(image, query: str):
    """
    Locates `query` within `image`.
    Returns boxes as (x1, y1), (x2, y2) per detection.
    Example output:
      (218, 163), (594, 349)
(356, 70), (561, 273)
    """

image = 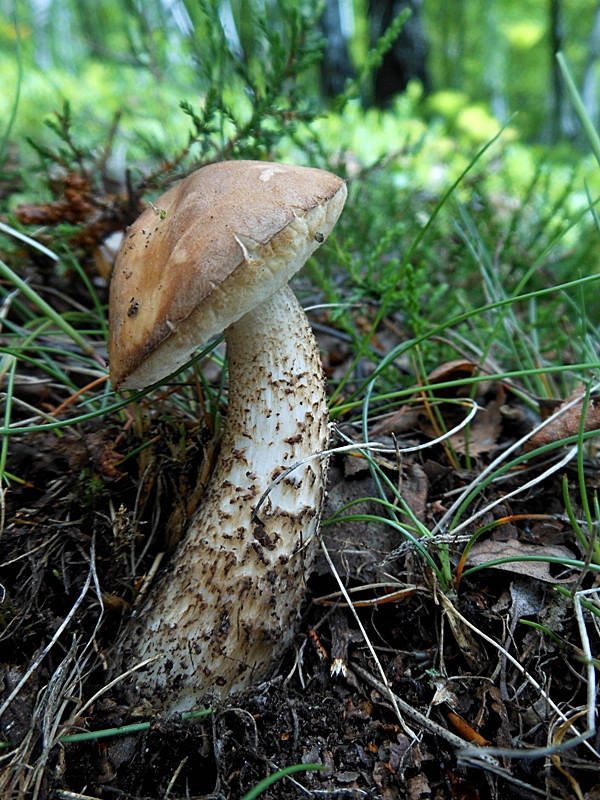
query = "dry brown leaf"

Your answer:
(417, 399), (503, 456)
(449, 400), (503, 456)
(482, 684), (512, 748)
(466, 539), (577, 583)
(320, 461), (401, 582)
(526, 389), (600, 451)
(407, 774), (431, 800)
(369, 404), (422, 437)
(427, 358), (493, 397)
(369, 358), (506, 443)
(421, 360), (505, 456)
(551, 709), (588, 800)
